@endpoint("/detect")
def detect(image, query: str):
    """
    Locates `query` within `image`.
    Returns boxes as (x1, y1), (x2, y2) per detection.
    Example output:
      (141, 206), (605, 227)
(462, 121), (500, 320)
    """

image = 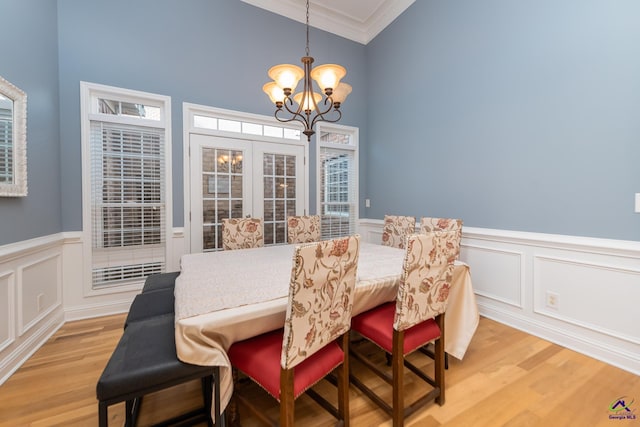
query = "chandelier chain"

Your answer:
(305, 0), (310, 57)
